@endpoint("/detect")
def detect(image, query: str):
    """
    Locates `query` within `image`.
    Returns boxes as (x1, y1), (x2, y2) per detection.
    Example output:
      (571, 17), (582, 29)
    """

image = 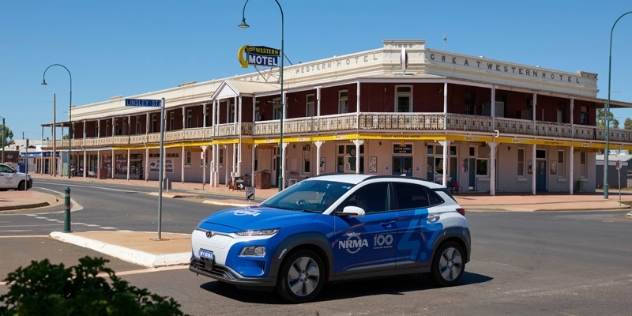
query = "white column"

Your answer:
(238, 95), (243, 177)
(97, 150), (100, 178)
(317, 87), (321, 131)
(145, 147), (149, 181)
(232, 143), (237, 182)
(126, 149), (130, 181)
(181, 146), (185, 183)
(570, 98), (575, 138)
(203, 103), (207, 128)
(314, 141), (323, 175)
(251, 144), (257, 187)
(224, 145), (229, 186)
(201, 145), (208, 189)
(111, 149), (115, 179)
(83, 120), (86, 147)
(443, 82), (448, 114)
(532, 144), (537, 195)
(491, 86), (496, 128)
(533, 92), (538, 134)
(489, 142), (496, 196)
(569, 147), (574, 194)
(83, 149), (87, 178)
(353, 139), (364, 174)
(210, 144), (215, 187)
(439, 140), (451, 187)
